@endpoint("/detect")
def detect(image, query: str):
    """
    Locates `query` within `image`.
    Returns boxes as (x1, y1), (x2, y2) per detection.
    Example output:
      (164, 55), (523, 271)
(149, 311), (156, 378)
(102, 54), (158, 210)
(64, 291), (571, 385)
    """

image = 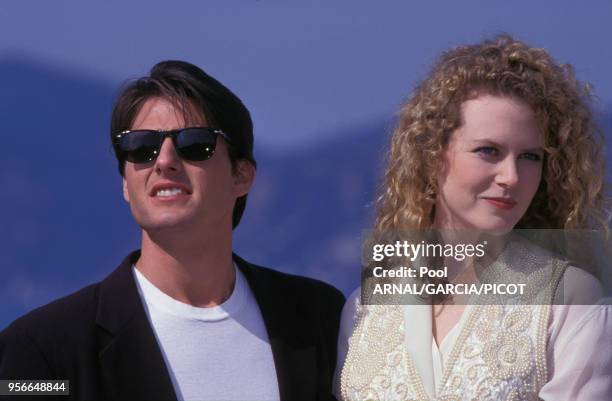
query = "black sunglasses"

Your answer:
(113, 127), (231, 164)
